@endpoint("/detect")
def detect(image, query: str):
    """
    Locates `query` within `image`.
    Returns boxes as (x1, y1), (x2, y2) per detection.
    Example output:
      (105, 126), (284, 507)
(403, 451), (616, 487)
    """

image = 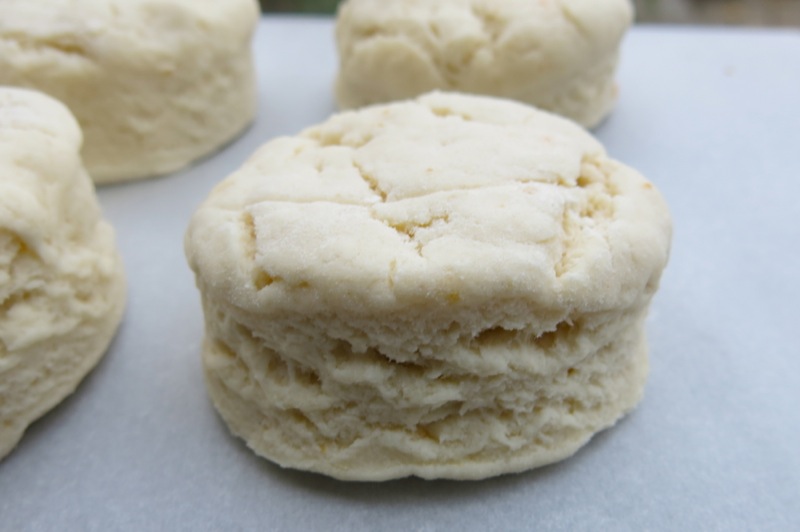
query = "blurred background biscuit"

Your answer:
(0, 87), (126, 459)
(0, 0), (259, 183)
(334, 0), (633, 128)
